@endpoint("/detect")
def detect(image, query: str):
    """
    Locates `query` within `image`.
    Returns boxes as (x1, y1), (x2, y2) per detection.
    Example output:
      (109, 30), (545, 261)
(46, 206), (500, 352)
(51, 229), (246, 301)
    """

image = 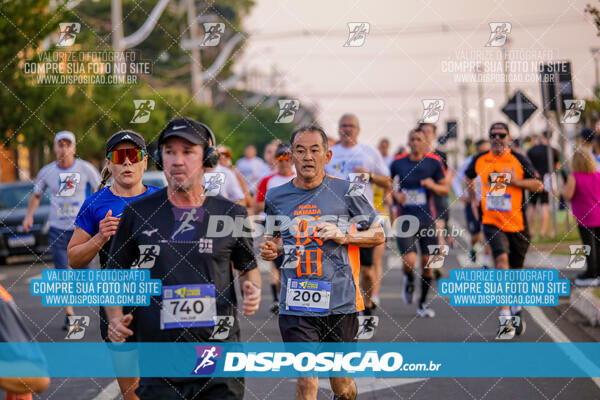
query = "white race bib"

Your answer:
(286, 278), (331, 313)
(486, 194), (512, 212)
(403, 188), (427, 206)
(57, 202), (80, 217)
(160, 284), (216, 329)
